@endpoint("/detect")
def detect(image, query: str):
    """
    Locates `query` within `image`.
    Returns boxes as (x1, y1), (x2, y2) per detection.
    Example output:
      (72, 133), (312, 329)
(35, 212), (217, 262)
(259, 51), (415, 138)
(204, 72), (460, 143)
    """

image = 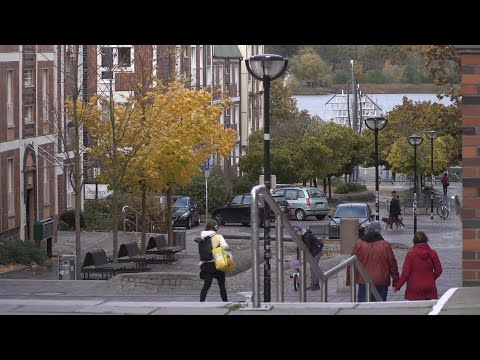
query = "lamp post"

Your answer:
(408, 135), (423, 234)
(365, 116), (387, 221)
(246, 54), (287, 303)
(426, 131), (438, 220)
